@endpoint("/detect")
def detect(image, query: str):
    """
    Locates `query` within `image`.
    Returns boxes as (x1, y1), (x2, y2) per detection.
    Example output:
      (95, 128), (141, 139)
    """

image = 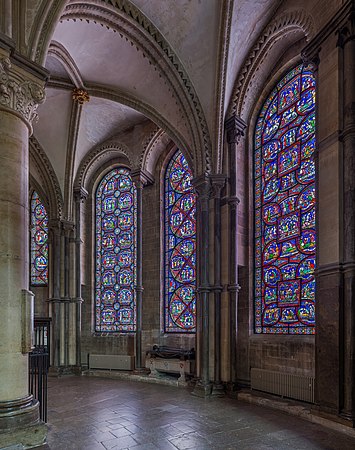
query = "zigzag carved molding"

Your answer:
(229, 9), (315, 119)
